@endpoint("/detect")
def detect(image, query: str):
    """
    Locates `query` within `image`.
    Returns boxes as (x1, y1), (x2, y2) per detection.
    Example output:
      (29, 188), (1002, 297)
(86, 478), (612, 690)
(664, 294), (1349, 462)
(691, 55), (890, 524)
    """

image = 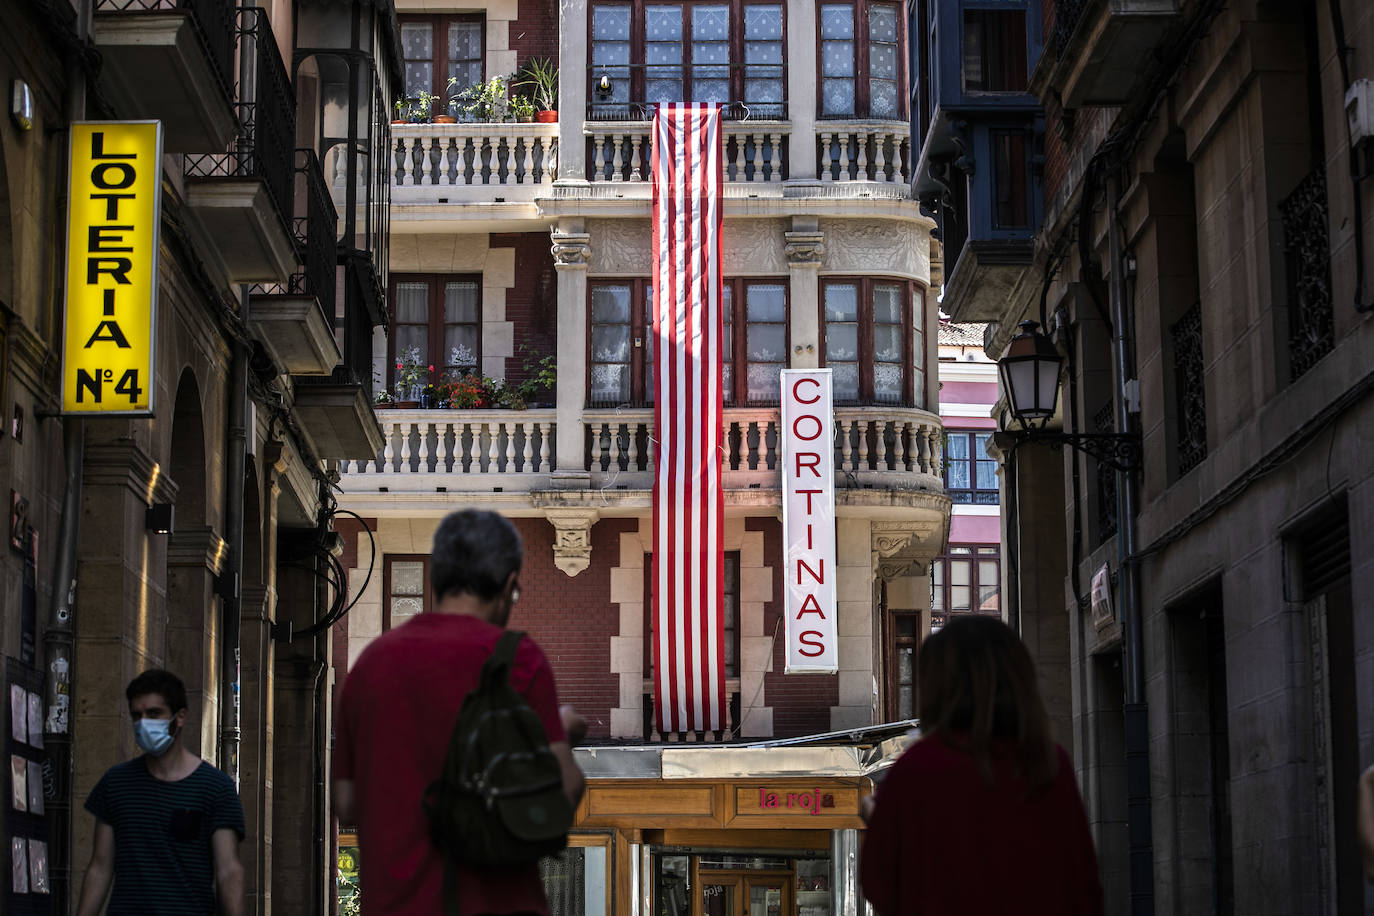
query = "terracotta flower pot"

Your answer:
(393, 400), (420, 409)
(433, 115), (457, 124)
(535, 109), (558, 123)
